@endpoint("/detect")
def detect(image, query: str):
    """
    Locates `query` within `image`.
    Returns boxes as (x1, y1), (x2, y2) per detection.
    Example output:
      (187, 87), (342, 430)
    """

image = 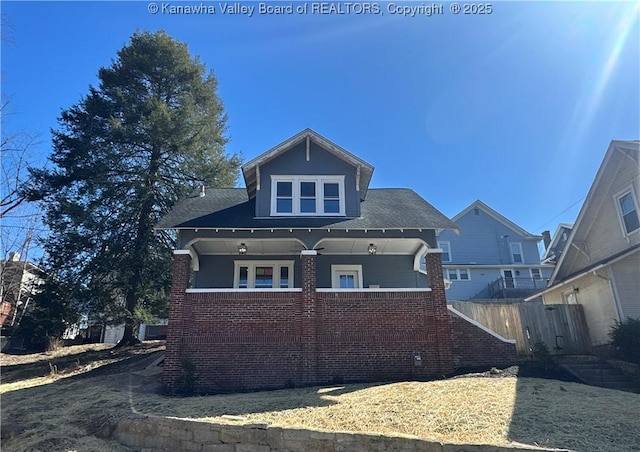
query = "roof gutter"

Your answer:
(524, 246), (639, 301)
